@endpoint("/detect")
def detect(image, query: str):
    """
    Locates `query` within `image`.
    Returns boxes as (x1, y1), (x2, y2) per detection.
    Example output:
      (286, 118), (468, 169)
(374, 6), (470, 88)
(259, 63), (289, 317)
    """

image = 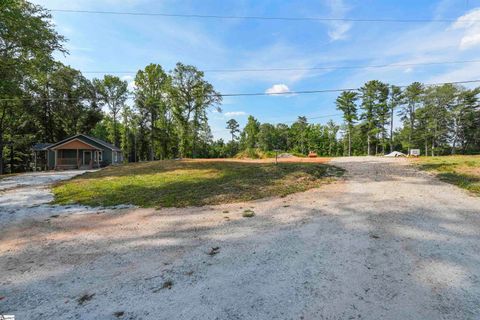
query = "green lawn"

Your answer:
(415, 155), (480, 195)
(53, 159), (342, 208)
